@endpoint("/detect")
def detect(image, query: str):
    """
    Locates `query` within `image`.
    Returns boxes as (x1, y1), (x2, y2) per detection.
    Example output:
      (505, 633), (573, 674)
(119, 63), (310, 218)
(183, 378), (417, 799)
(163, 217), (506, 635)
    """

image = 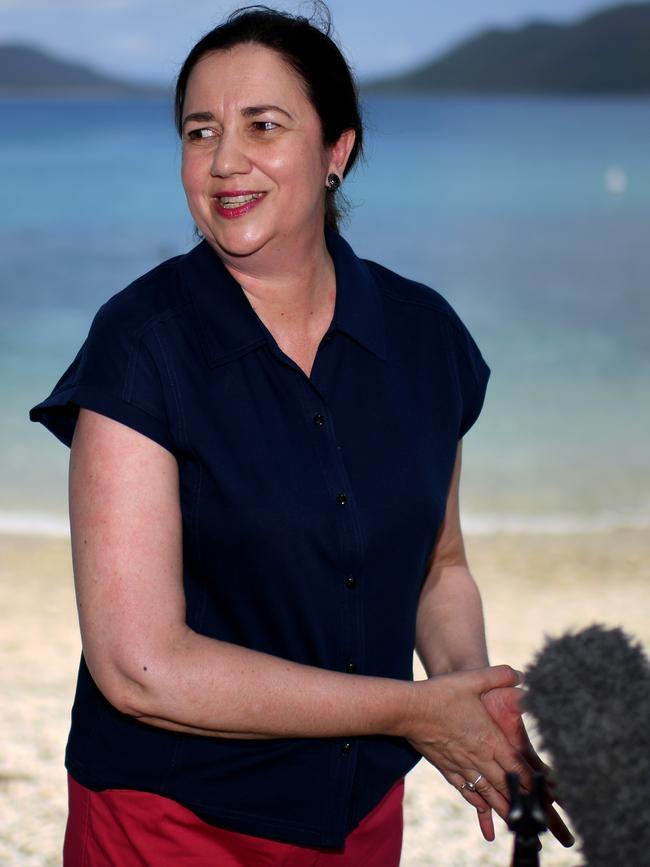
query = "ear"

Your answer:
(328, 128), (356, 178)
